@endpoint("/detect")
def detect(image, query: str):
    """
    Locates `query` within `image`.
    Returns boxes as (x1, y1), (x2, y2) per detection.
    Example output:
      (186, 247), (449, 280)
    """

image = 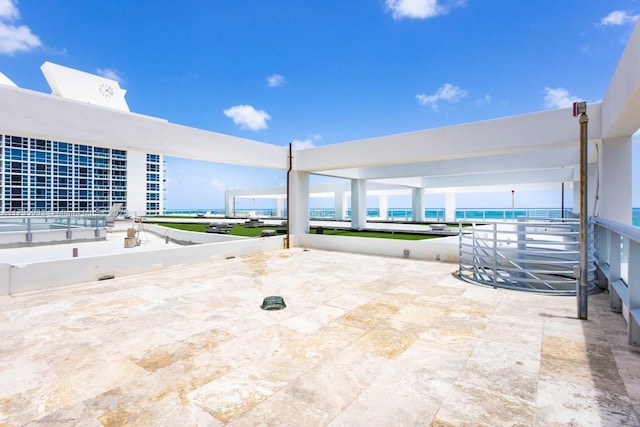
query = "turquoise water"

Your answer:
(164, 207), (640, 226)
